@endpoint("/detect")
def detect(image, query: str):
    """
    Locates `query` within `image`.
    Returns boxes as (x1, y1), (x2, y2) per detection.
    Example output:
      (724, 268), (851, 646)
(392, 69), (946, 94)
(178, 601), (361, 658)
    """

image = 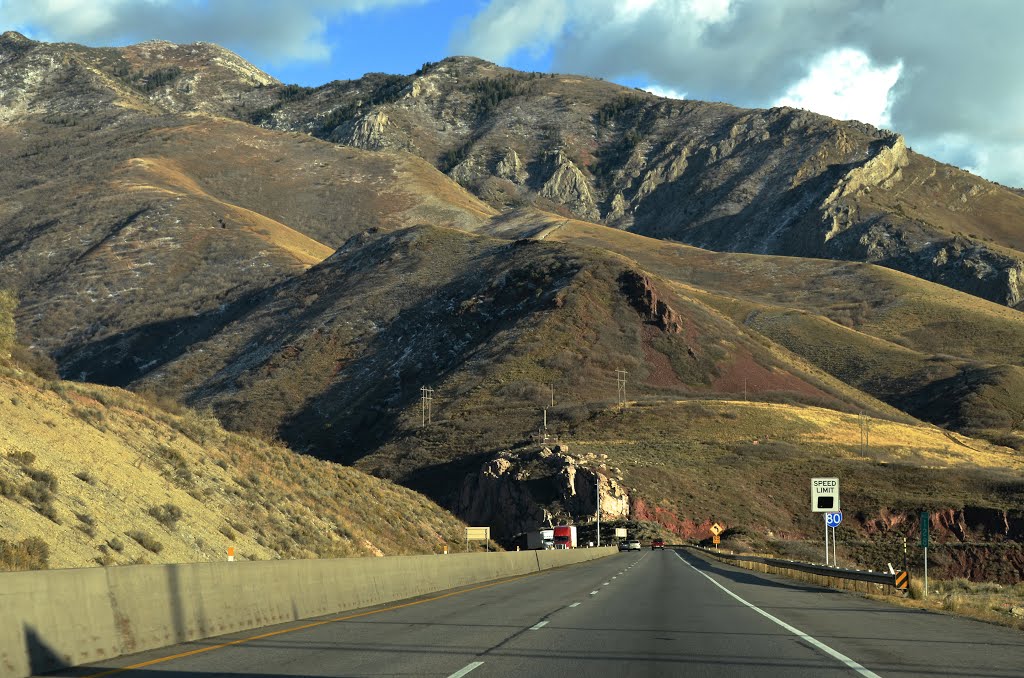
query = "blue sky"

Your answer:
(1, 0), (1021, 187)
(266, 1), (548, 86)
